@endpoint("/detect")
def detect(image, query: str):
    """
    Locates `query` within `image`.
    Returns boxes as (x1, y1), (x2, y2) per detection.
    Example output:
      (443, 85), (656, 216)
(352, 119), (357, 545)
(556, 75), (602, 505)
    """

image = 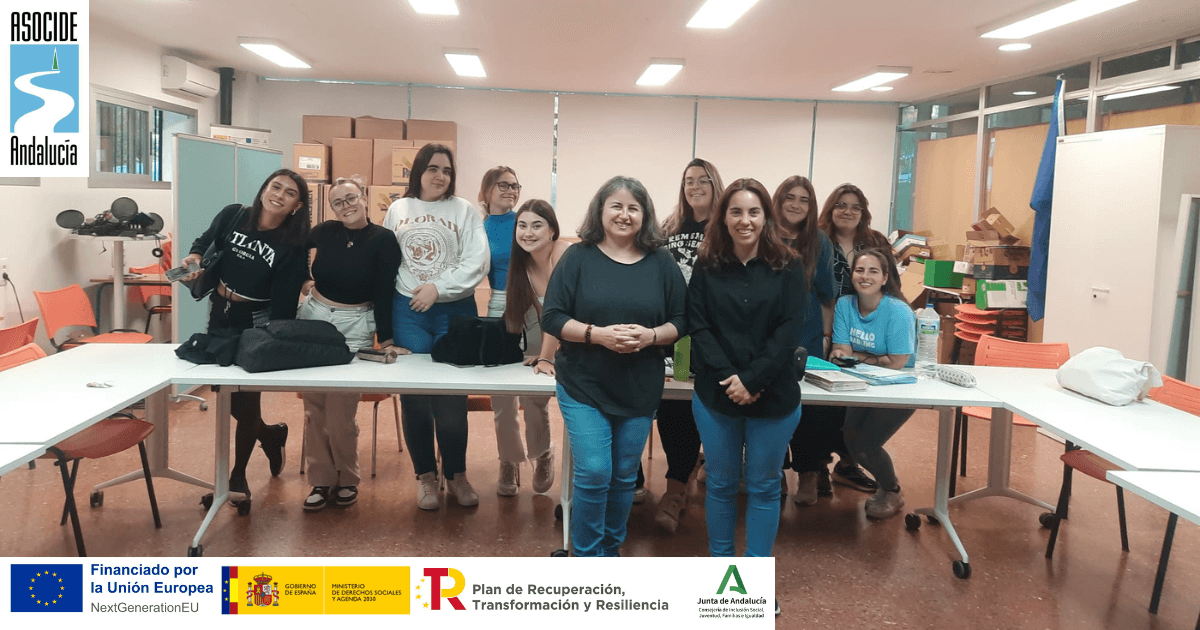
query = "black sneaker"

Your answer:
(816, 467), (833, 497)
(304, 486), (331, 512)
(832, 463), (878, 492)
(335, 486), (358, 507)
(775, 599), (781, 616)
(228, 476), (251, 505)
(260, 423), (288, 477)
